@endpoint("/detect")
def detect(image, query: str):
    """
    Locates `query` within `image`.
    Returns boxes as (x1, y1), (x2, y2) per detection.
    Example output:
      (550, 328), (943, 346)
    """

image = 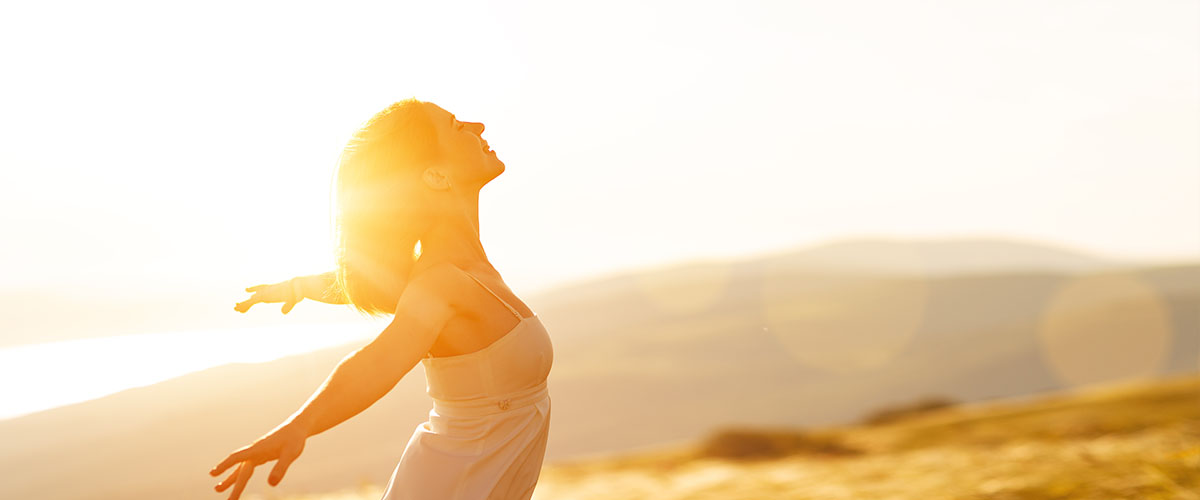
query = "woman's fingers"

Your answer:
(214, 463), (242, 492)
(227, 461), (256, 500)
(211, 447), (252, 477)
(237, 281), (297, 313)
(267, 441), (303, 486)
(234, 299), (258, 313)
